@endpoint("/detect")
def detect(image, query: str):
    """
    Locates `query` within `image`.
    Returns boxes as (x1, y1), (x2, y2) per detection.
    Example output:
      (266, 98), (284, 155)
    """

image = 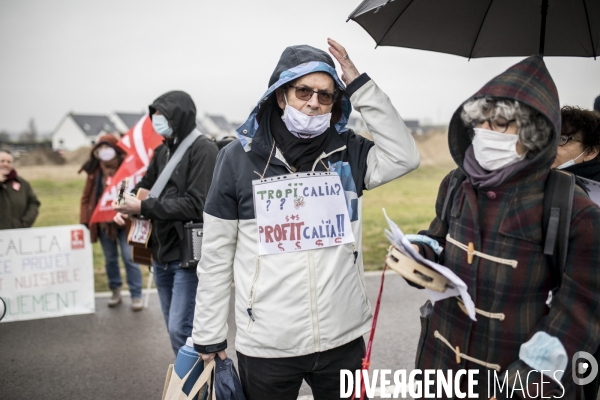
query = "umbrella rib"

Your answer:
(468, 0), (495, 60)
(376, 0), (416, 48)
(347, 0), (374, 22)
(582, 0), (597, 59)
